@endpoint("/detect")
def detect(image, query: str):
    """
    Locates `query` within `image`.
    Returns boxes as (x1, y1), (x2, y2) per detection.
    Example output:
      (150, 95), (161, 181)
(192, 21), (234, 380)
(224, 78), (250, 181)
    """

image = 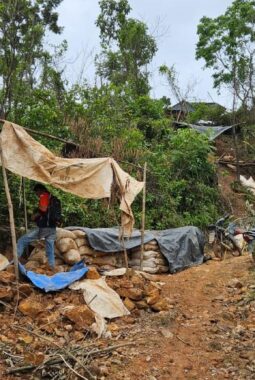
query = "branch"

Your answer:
(11, 325), (96, 380)
(0, 119), (78, 147)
